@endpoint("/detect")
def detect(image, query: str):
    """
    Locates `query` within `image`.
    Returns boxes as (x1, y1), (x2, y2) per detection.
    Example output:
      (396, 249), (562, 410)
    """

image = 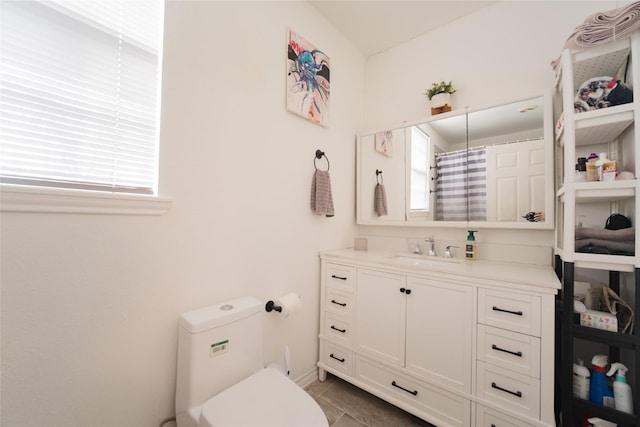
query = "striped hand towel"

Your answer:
(311, 170), (335, 217)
